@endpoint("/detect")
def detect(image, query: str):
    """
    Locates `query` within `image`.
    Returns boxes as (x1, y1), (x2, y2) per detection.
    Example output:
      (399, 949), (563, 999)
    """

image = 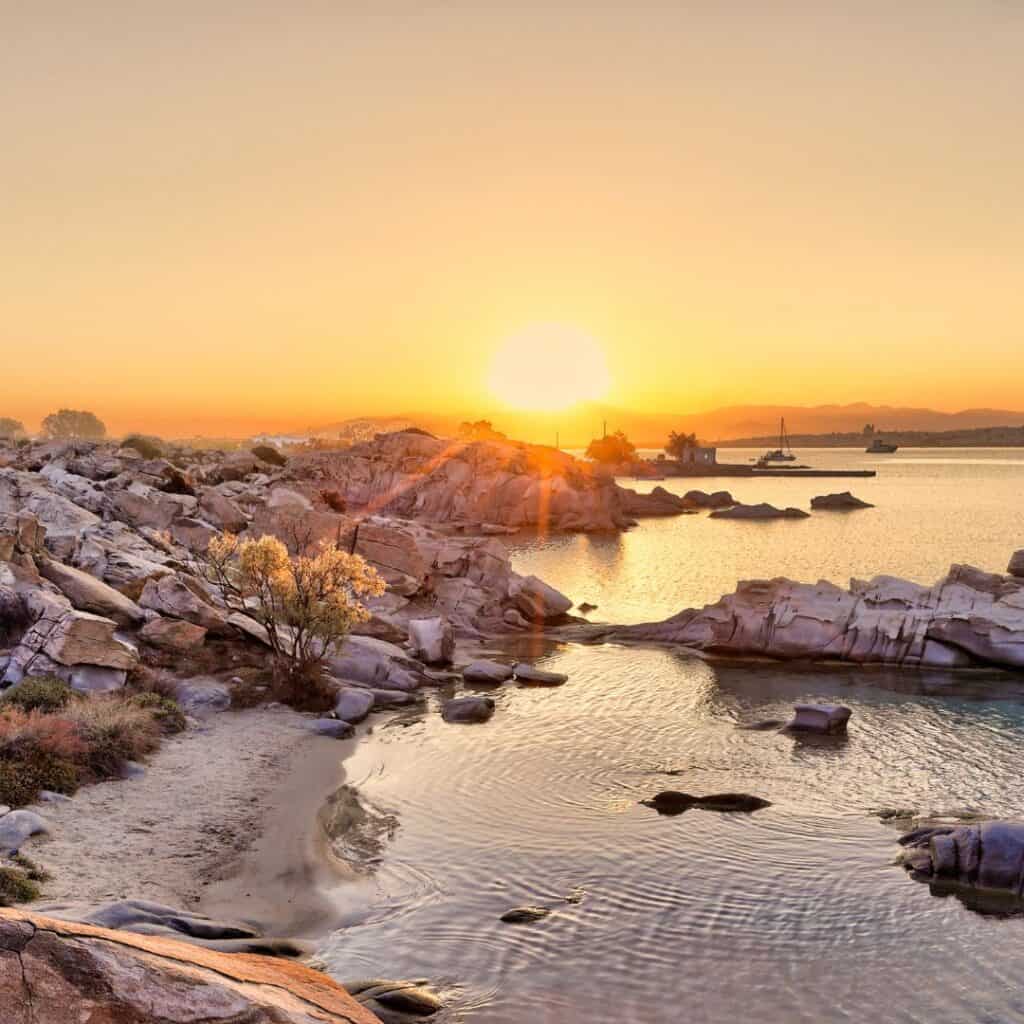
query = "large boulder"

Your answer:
(0, 908), (381, 1023)
(198, 488), (248, 533)
(37, 558), (144, 627)
(6, 609), (137, 681)
(1008, 550), (1024, 579)
(898, 821), (1024, 907)
(328, 636), (427, 693)
(139, 575), (228, 633)
(406, 616), (454, 666)
(139, 616), (208, 652)
(508, 575), (573, 622)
